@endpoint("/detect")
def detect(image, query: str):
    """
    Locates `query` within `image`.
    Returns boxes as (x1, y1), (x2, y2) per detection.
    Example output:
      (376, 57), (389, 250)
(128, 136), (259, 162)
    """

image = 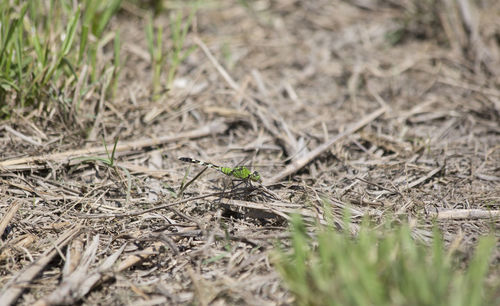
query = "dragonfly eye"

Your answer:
(251, 171), (261, 181)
